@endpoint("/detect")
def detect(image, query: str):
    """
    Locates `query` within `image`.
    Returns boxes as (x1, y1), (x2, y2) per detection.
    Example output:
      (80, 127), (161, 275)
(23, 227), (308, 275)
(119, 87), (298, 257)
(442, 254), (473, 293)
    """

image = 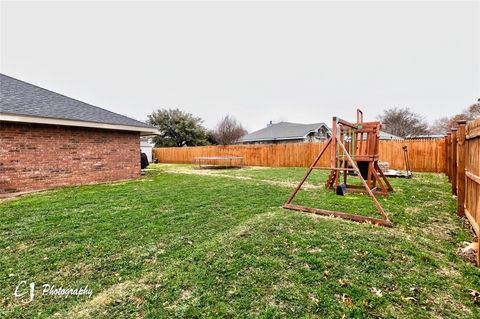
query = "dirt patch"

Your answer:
(62, 270), (165, 318)
(5, 241), (34, 253)
(54, 262), (95, 280)
(162, 288), (198, 312)
(61, 280), (150, 318)
(457, 241), (479, 265)
(160, 166), (320, 189)
(211, 211), (277, 245)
